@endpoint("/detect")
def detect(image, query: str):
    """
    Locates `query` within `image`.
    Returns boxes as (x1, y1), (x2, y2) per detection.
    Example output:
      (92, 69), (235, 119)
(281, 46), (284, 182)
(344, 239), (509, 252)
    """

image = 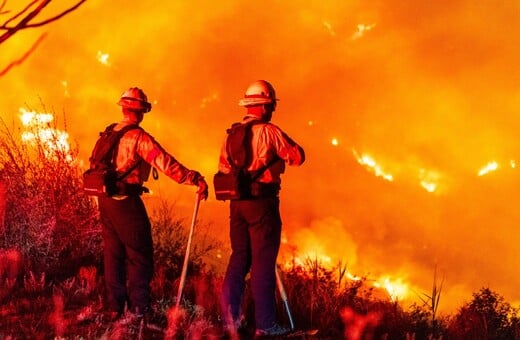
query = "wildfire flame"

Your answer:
(353, 149), (393, 182)
(478, 161), (499, 176)
(419, 168), (440, 193)
(19, 109), (72, 161)
(96, 51), (111, 66)
(352, 23), (376, 40)
(281, 232), (409, 302)
(373, 276), (408, 301)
